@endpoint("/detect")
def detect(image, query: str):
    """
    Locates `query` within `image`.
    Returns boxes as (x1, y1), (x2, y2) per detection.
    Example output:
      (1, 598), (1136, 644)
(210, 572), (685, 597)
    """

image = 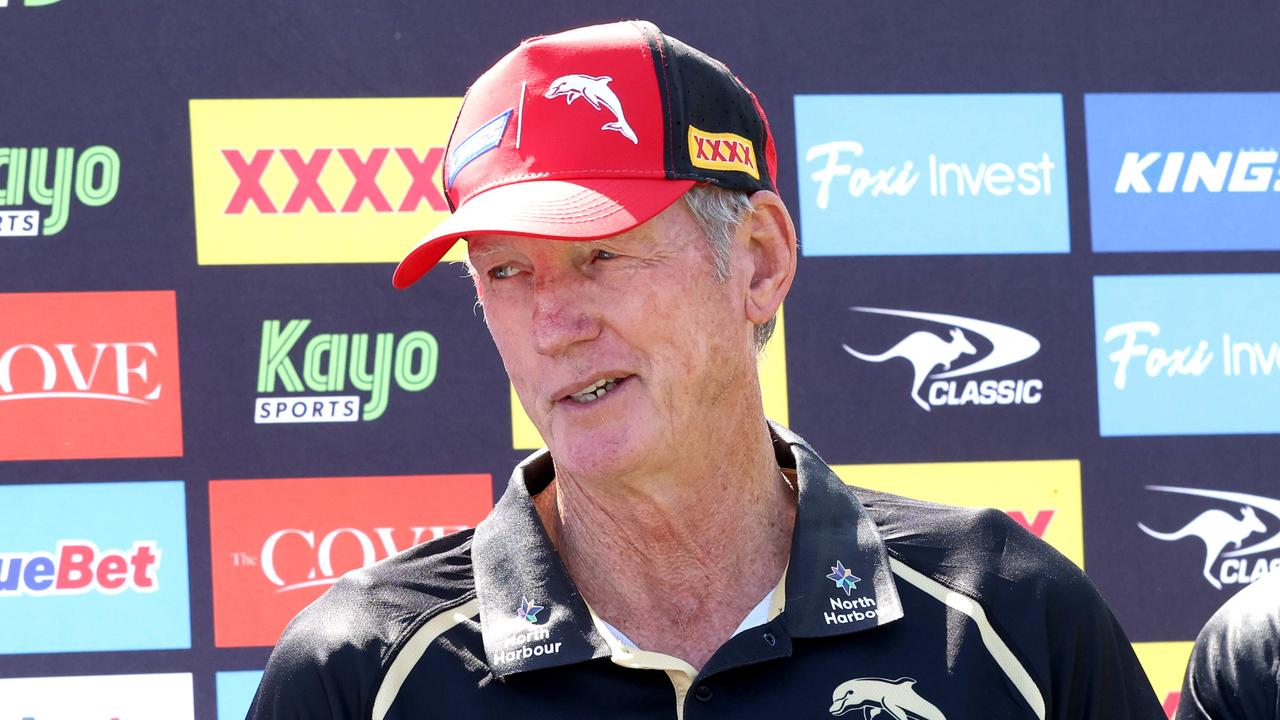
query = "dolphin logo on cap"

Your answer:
(544, 74), (638, 144)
